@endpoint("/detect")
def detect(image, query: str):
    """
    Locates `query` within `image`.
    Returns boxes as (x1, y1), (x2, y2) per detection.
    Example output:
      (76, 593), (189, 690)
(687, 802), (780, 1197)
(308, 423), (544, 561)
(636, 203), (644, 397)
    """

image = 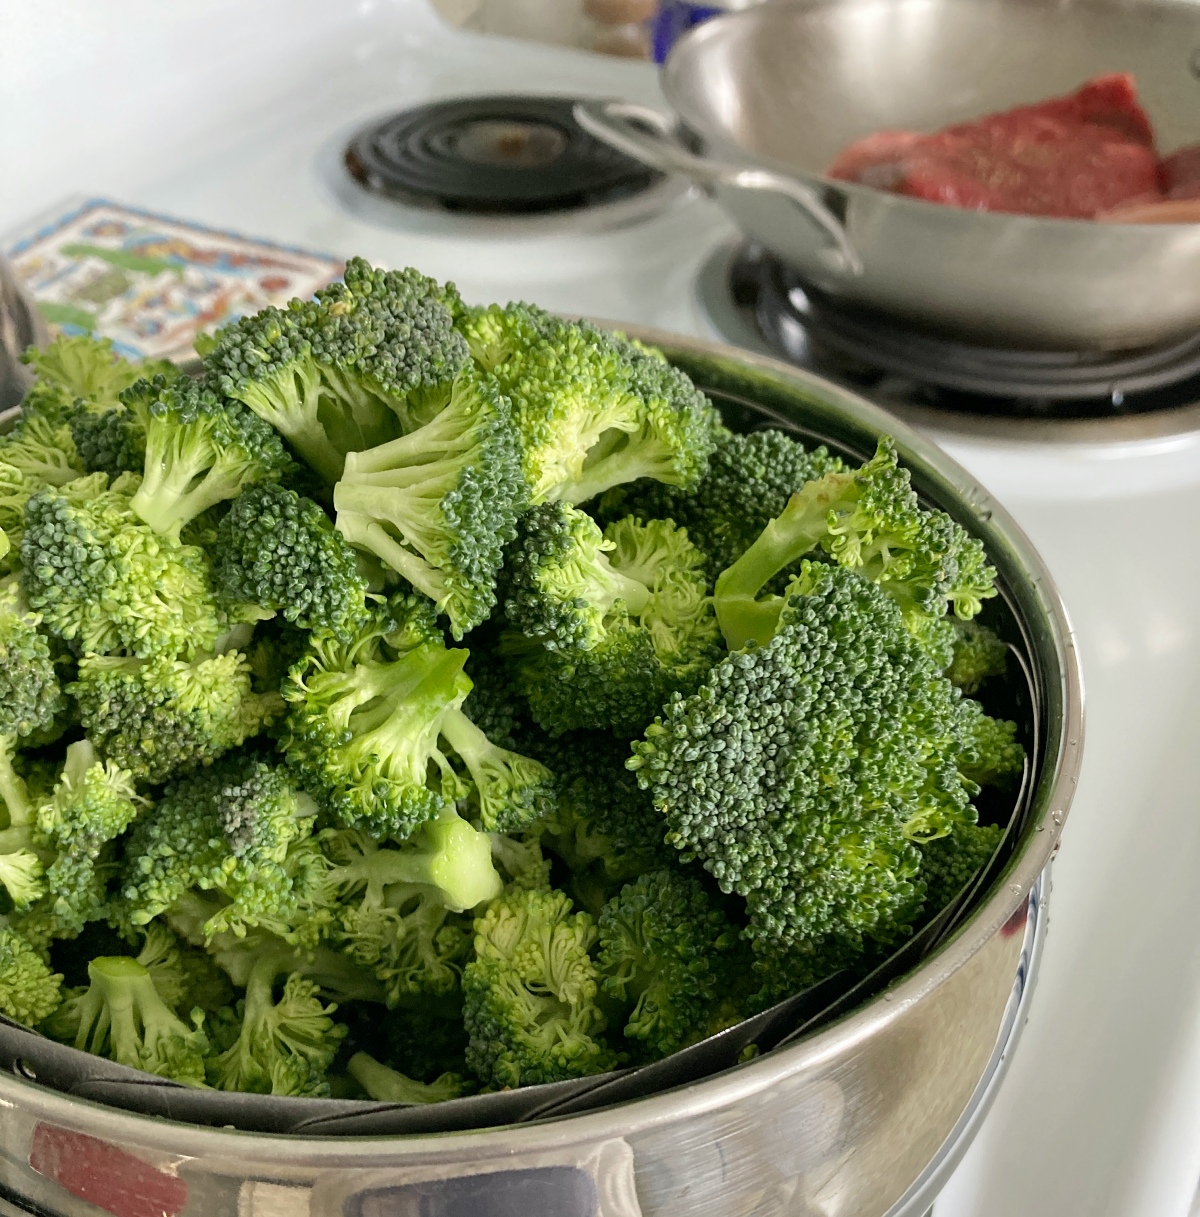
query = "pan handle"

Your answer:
(574, 99), (862, 276)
